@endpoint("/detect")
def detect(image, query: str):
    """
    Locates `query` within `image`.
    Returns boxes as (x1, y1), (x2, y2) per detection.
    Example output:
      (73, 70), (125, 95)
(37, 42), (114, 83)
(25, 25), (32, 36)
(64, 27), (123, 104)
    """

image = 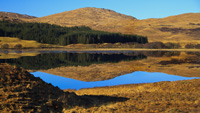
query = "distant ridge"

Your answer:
(0, 12), (37, 19)
(1, 7), (200, 44)
(0, 12), (36, 19)
(30, 7), (200, 43)
(31, 7), (137, 32)
(0, 12), (37, 22)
